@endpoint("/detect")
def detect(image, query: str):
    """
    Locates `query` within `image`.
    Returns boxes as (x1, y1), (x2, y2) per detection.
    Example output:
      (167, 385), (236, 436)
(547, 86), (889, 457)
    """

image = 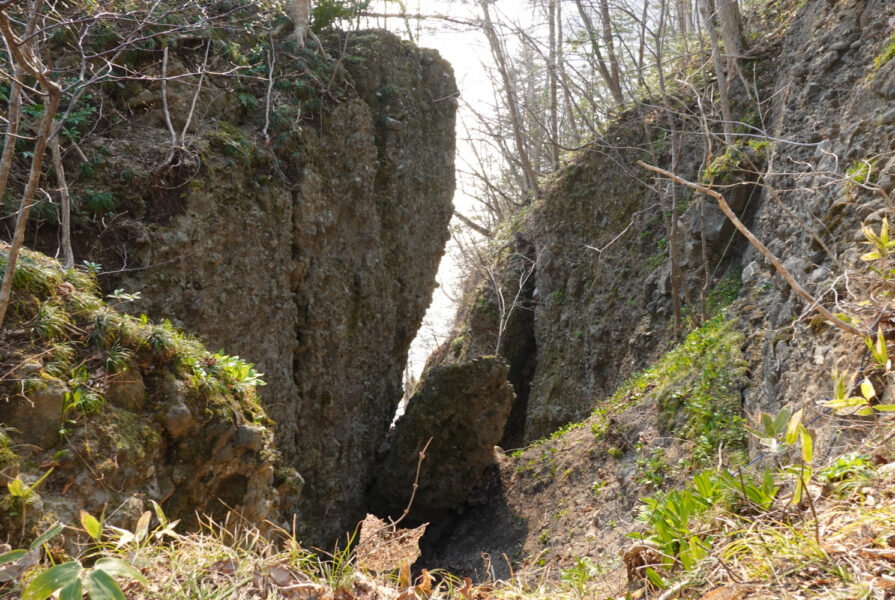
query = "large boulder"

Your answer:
(375, 357), (515, 519)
